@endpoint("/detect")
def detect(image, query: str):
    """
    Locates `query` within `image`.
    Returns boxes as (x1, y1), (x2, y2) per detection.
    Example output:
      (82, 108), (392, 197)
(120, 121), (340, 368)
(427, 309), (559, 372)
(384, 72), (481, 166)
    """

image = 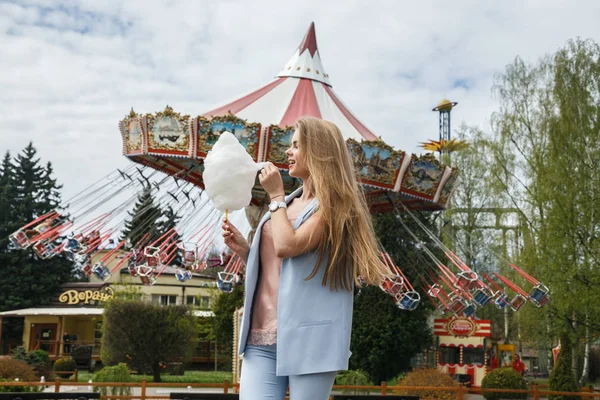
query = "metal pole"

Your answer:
(214, 338), (218, 372)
